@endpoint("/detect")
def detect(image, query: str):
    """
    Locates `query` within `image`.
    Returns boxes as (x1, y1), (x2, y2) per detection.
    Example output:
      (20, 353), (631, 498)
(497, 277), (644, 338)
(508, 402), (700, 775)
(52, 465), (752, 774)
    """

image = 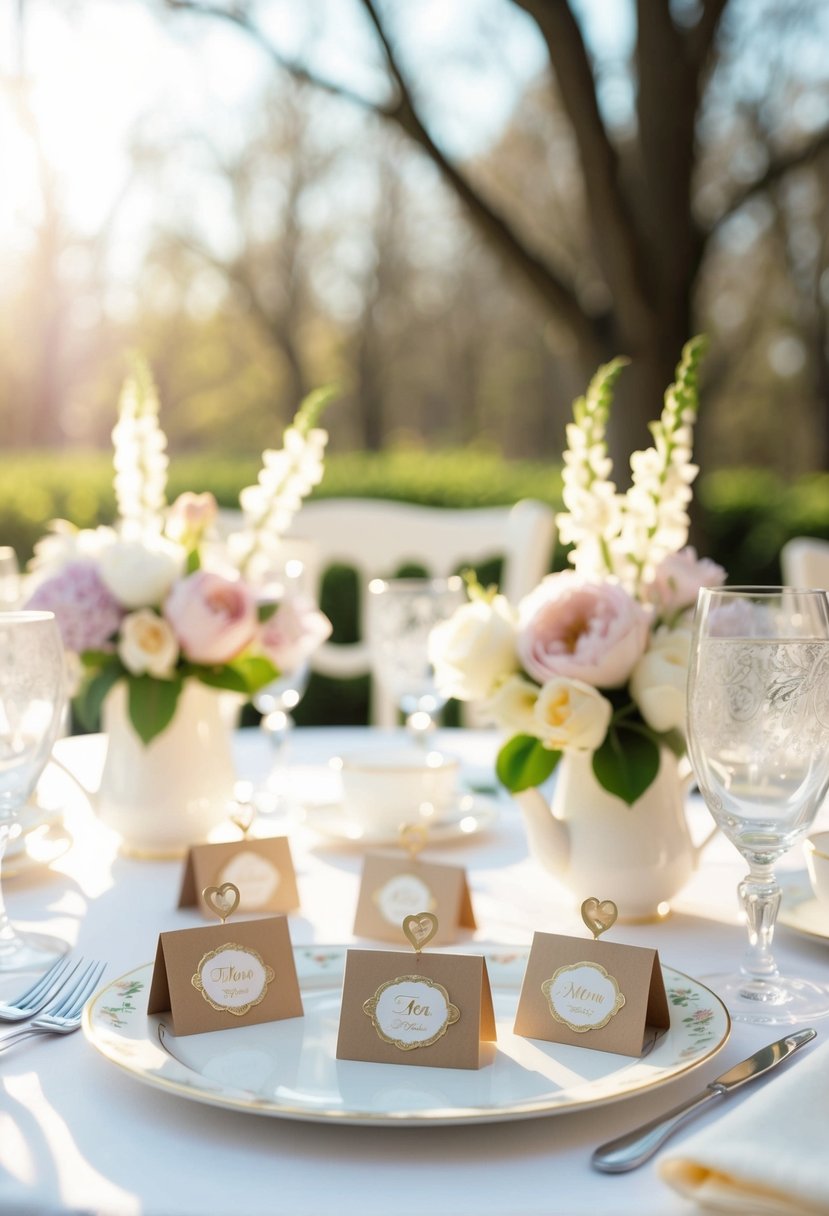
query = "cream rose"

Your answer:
(99, 537), (185, 609)
(533, 677), (612, 752)
(118, 609), (179, 677)
(428, 594), (517, 702)
(485, 674), (540, 735)
(630, 627), (691, 733)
